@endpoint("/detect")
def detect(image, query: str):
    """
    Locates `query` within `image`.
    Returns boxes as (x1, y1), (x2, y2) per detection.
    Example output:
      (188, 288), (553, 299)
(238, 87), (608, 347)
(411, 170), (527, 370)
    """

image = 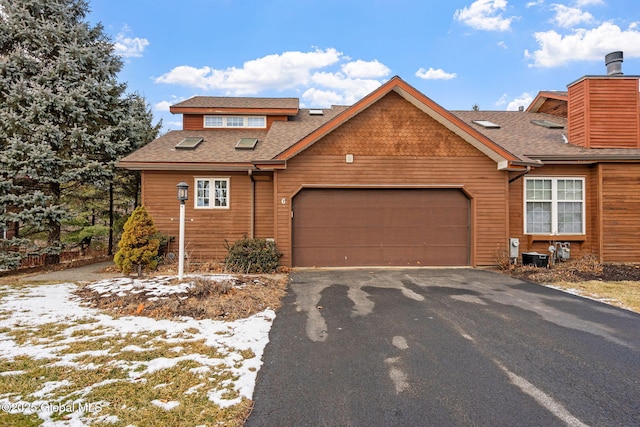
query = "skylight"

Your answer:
(235, 138), (259, 150)
(175, 137), (203, 150)
(309, 109), (324, 115)
(472, 120), (500, 129)
(531, 119), (564, 129)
